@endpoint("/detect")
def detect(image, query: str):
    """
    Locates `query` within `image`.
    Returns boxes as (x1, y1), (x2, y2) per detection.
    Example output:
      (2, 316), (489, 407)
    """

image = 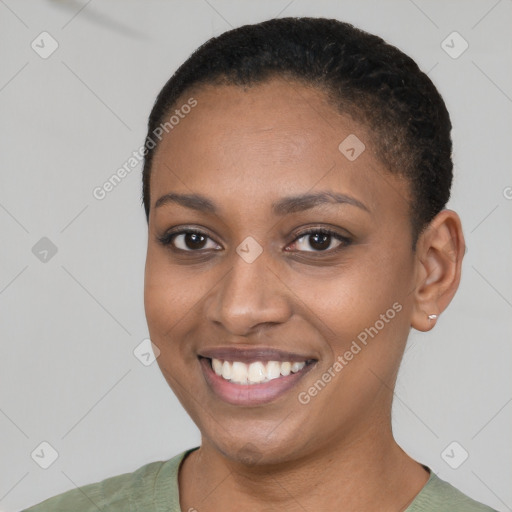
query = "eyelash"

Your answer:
(286, 227), (351, 254)
(157, 226), (352, 255)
